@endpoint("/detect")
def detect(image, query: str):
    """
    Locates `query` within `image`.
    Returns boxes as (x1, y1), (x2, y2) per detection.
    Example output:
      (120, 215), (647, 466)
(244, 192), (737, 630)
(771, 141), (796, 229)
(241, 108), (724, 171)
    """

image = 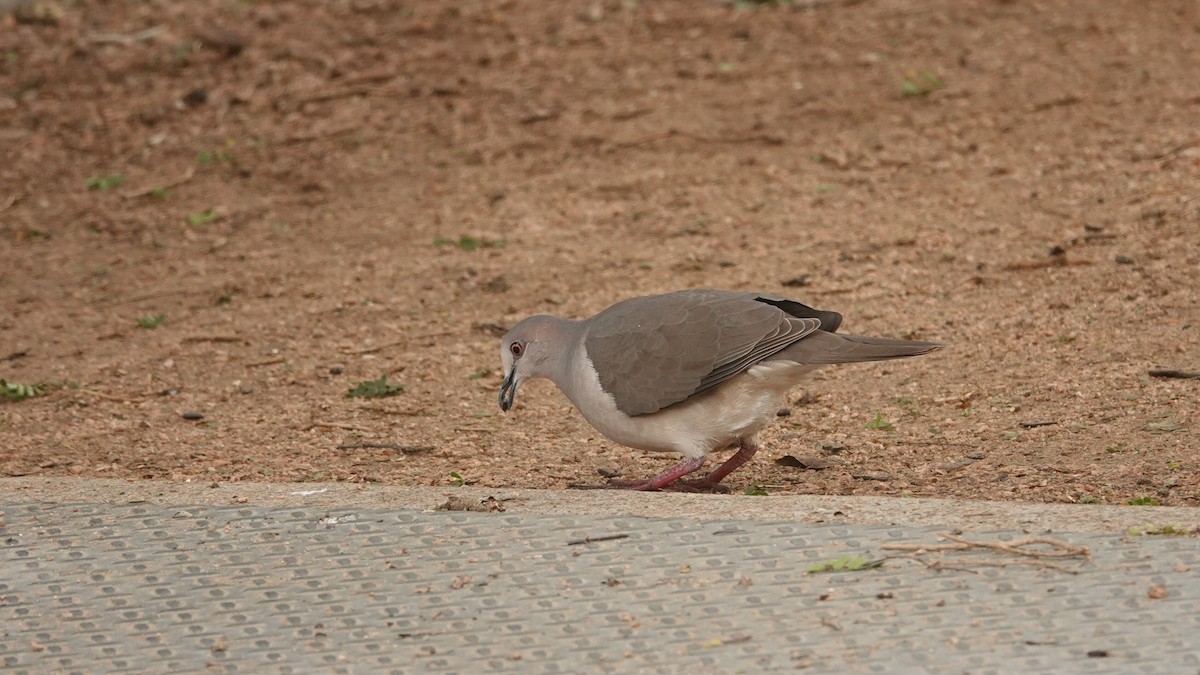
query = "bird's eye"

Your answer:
(510, 342), (524, 358)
